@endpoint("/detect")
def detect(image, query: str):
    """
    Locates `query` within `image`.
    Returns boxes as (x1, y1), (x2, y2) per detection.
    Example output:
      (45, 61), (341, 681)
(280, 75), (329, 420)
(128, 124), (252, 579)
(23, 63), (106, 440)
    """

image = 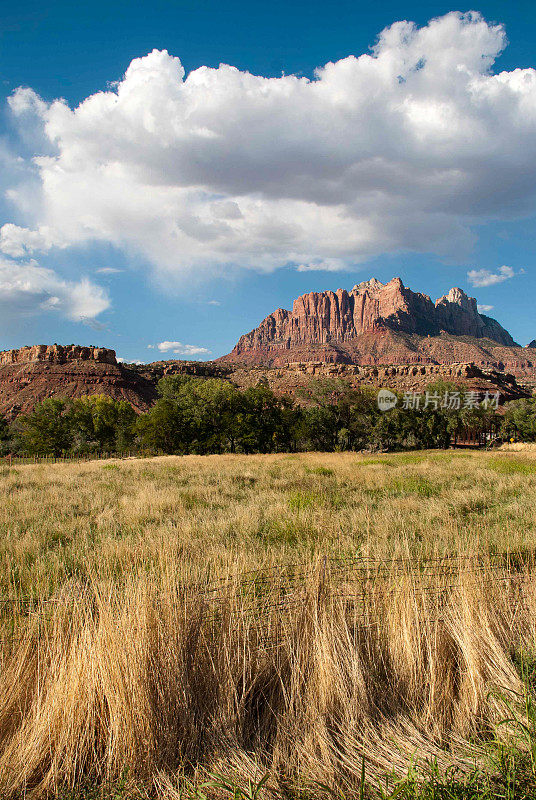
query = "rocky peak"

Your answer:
(434, 288), (515, 344)
(436, 287), (477, 314)
(352, 277), (386, 296)
(226, 276), (518, 362)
